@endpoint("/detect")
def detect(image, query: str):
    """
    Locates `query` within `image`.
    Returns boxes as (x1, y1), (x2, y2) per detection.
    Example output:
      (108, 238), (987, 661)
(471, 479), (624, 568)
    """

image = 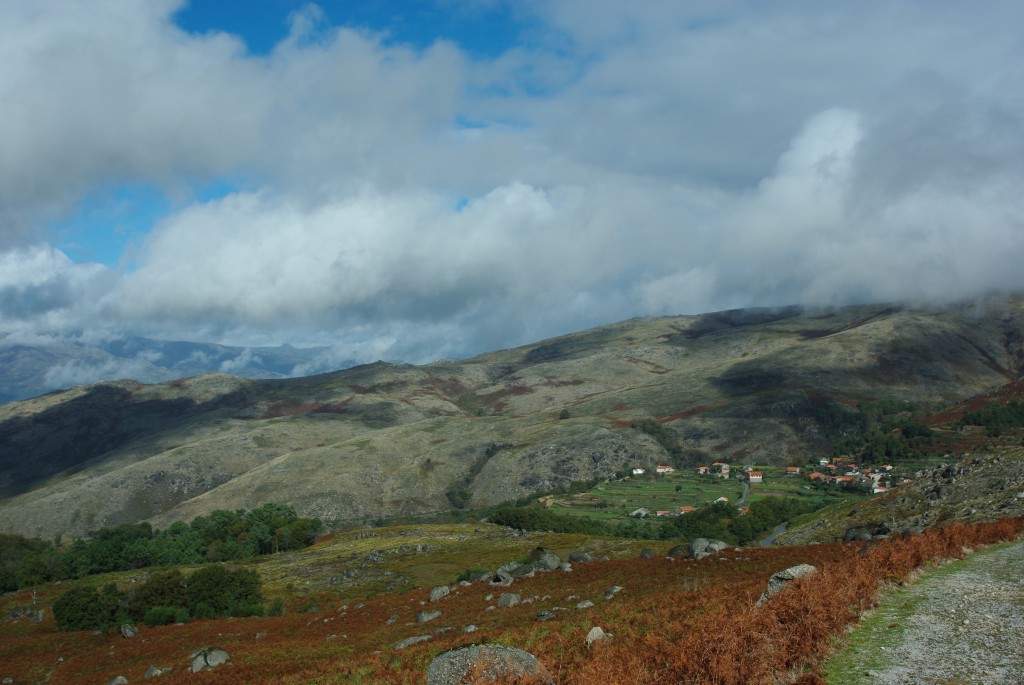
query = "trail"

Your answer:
(825, 539), (1024, 684)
